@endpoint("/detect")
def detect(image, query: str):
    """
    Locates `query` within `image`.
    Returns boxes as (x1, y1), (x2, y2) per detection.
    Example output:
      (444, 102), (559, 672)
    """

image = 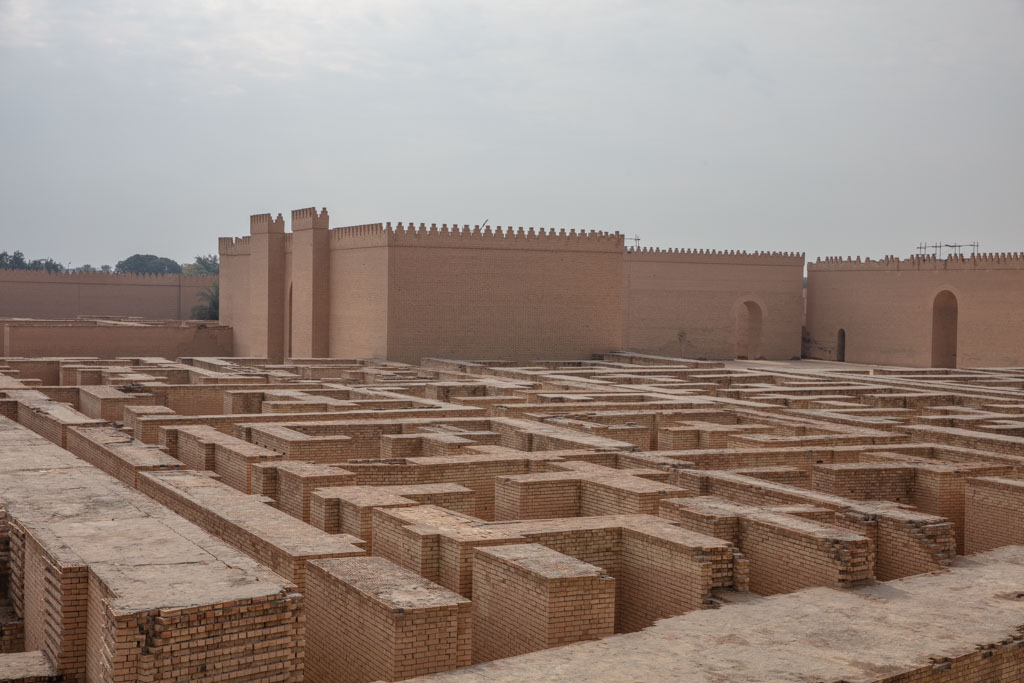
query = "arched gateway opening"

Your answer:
(836, 329), (846, 362)
(931, 290), (958, 368)
(735, 301), (763, 360)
